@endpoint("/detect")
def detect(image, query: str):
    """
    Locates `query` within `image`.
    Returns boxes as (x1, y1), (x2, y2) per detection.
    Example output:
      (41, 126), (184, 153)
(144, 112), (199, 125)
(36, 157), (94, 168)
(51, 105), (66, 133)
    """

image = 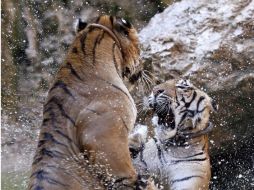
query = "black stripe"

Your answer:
(120, 117), (129, 132)
(45, 165), (84, 185)
(112, 43), (120, 75)
(153, 138), (164, 165)
(186, 109), (195, 117)
(95, 76), (134, 109)
(55, 129), (73, 143)
(197, 107), (206, 114)
(181, 95), (186, 103)
(175, 90), (180, 108)
(46, 177), (68, 187)
(31, 169), (48, 179)
(183, 122), (214, 139)
(54, 129), (79, 149)
(109, 16), (114, 26)
(86, 108), (100, 115)
(38, 140), (46, 147)
(179, 108), (195, 118)
(42, 118), (50, 124)
(185, 91), (197, 108)
(109, 83), (131, 102)
(178, 112), (188, 126)
(171, 175), (203, 184)
(43, 106), (52, 114)
(114, 177), (131, 184)
(139, 143), (148, 168)
(39, 132), (78, 161)
(45, 97), (75, 125)
(175, 152), (204, 159)
(42, 106), (58, 130)
(38, 132), (68, 148)
(40, 148), (66, 159)
(97, 31), (105, 44)
(66, 62), (82, 81)
(31, 169), (68, 187)
(33, 145), (74, 167)
(197, 96), (205, 111)
(176, 86), (187, 89)
(34, 186), (43, 190)
(72, 47), (78, 53)
(49, 109), (57, 128)
(173, 157), (207, 164)
(80, 32), (87, 55)
(32, 156), (43, 165)
(92, 34), (101, 65)
(49, 81), (74, 98)
(202, 142), (206, 150)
